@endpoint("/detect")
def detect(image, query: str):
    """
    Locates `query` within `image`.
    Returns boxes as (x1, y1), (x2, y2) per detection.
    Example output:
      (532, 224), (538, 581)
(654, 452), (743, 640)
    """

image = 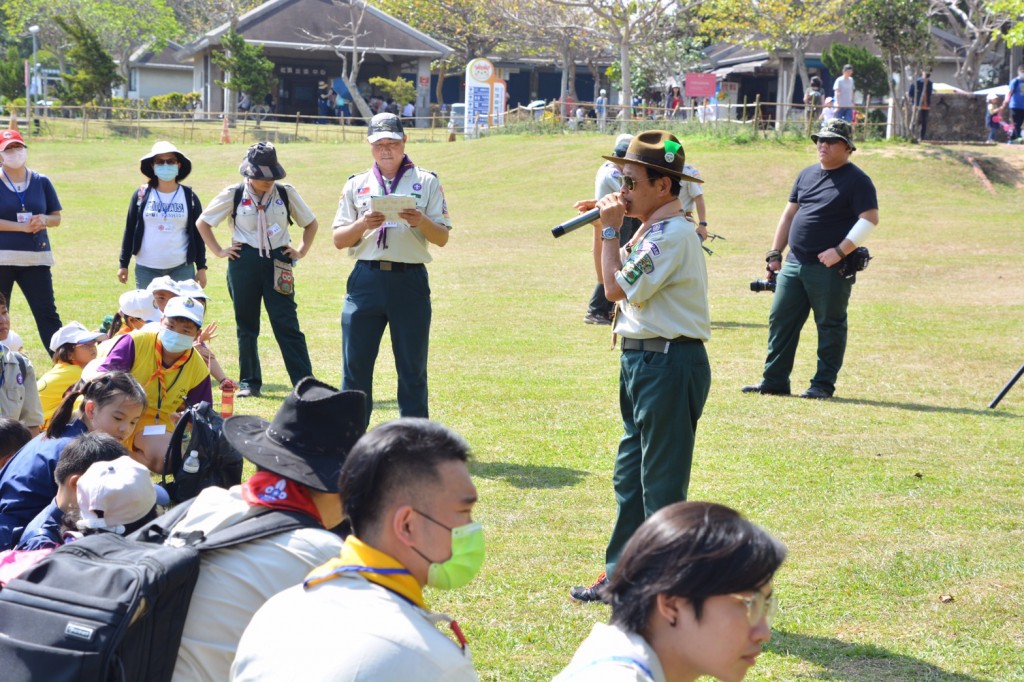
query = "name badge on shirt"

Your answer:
(267, 222), (283, 238)
(16, 212), (31, 224)
(142, 424), (167, 436)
